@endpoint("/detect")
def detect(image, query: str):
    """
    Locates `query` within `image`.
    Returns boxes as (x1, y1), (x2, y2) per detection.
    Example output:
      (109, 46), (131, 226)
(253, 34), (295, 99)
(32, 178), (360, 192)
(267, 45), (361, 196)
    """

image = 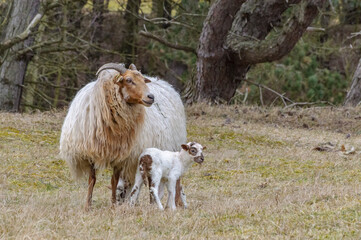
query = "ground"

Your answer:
(1, 104), (361, 239)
